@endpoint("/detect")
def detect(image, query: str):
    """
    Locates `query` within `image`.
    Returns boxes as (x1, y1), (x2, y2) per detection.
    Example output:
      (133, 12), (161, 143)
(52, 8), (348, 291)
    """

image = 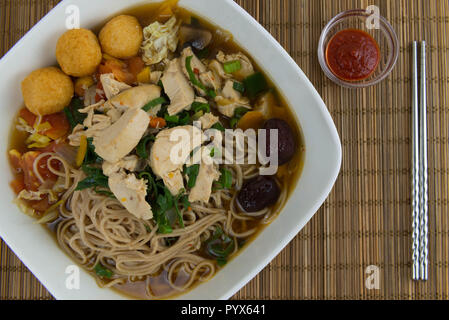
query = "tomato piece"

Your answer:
(127, 56), (145, 77)
(9, 149), (23, 173)
(17, 108), (69, 140)
(20, 151), (60, 191)
(28, 195), (52, 213)
(19, 108), (37, 126)
(20, 151), (41, 191)
(42, 112), (70, 140)
(97, 63), (114, 76)
(95, 81), (106, 102)
(10, 174), (25, 194)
